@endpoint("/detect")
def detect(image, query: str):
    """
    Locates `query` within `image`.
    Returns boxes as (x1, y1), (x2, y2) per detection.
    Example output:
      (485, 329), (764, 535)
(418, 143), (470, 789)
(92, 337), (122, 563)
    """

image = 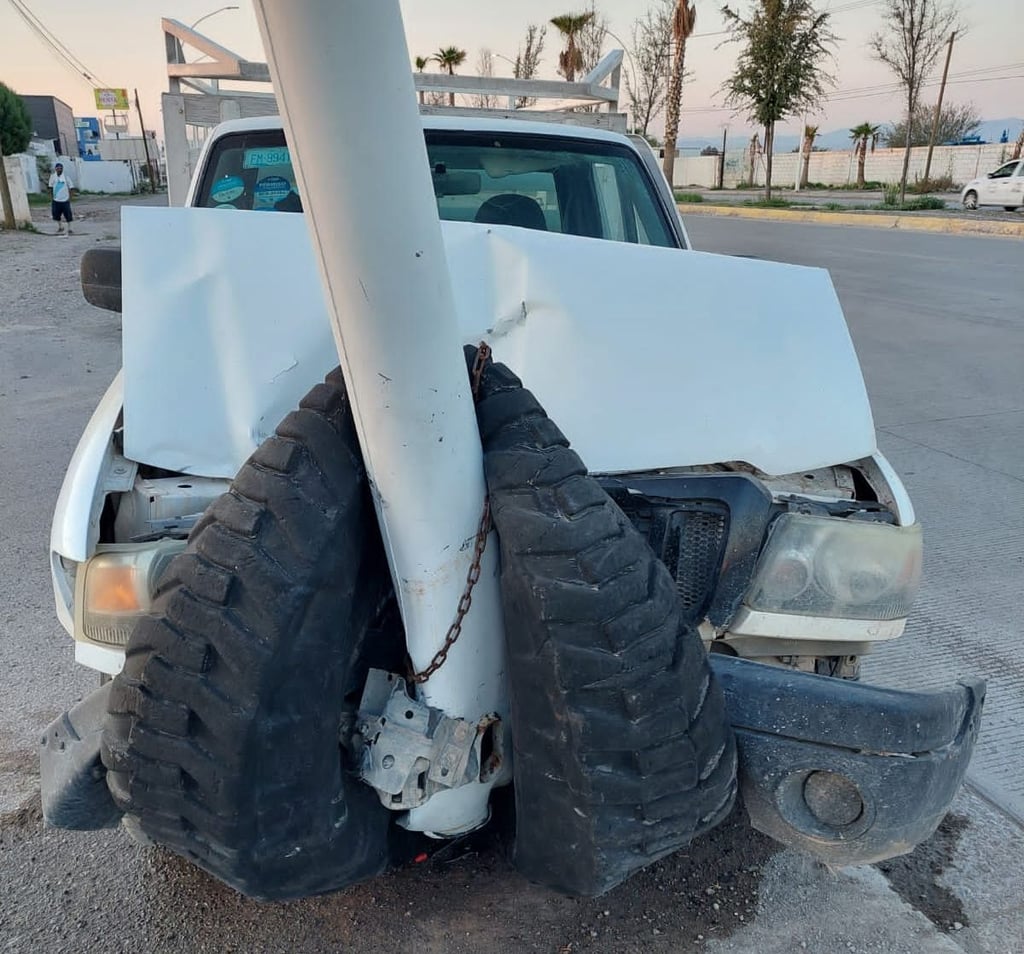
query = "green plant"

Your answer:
(899, 196), (945, 210)
(882, 183), (901, 206)
(742, 197), (793, 208)
(675, 191), (704, 203)
(822, 201), (845, 210)
(18, 220), (38, 232)
(734, 179), (754, 189)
